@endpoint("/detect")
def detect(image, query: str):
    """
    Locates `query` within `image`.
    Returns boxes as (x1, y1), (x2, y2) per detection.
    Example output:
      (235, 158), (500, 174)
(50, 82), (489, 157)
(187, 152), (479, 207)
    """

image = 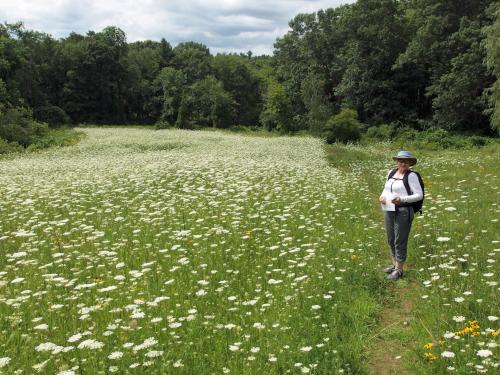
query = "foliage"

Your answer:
(0, 106), (81, 152)
(154, 120), (172, 130)
(32, 105), (70, 127)
(394, 128), (492, 150)
(156, 67), (186, 124)
(0, 23), (25, 107)
(1, 0), (500, 138)
(301, 73), (332, 136)
(482, 3), (500, 134)
(0, 106), (48, 146)
(213, 54), (263, 126)
(365, 123), (396, 141)
(62, 26), (130, 124)
(124, 40), (171, 123)
(172, 42), (212, 84)
(364, 124), (492, 150)
(27, 126), (84, 150)
(323, 108), (362, 144)
(274, 0), (498, 135)
(0, 136), (23, 154)
(259, 80), (294, 132)
(397, 0), (497, 133)
(335, 0), (412, 124)
(182, 76), (235, 129)
(426, 19), (493, 132)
